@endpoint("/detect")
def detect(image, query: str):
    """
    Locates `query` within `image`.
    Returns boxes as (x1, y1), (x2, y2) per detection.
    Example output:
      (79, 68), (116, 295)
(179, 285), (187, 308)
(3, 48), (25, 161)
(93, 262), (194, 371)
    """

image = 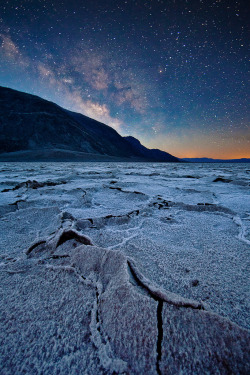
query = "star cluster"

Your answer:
(0, 0), (249, 158)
